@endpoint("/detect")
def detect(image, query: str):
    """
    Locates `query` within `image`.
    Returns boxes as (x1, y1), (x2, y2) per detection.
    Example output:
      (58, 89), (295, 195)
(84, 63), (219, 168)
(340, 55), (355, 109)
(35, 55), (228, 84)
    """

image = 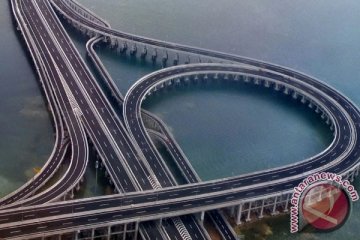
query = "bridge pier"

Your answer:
(162, 50), (168, 66)
(355, 167), (359, 177)
(258, 199), (265, 219)
(274, 82), (281, 91)
(284, 87), (290, 95)
(244, 76), (250, 83)
(264, 80), (270, 88)
(141, 46), (147, 59)
(301, 95), (307, 104)
(236, 203), (243, 225)
(246, 202), (252, 222)
(152, 48), (157, 63)
(120, 42), (128, 54)
(284, 194), (290, 212)
(292, 91), (298, 99)
(123, 223), (128, 240)
(271, 196), (279, 216)
(130, 43), (137, 56)
(107, 225), (111, 240)
(91, 228), (95, 239)
(308, 101), (314, 109)
(230, 205), (236, 217)
(200, 211), (205, 223)
(134, 221), (139, 240)
(173, 52), (179, 65)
